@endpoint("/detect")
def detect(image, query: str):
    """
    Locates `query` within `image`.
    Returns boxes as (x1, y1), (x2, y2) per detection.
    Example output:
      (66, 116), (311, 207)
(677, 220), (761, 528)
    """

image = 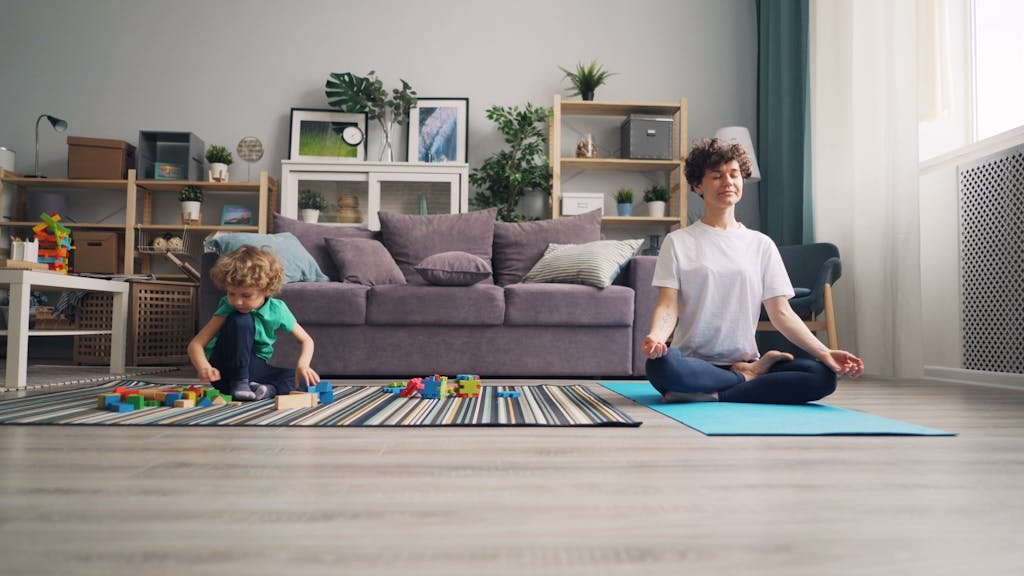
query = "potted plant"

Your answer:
(206, 145), (233, 182)
(615, 188), (634, 217)
(179, 185), (204, 223)
(558, 60), (618, 101)
(298, 189), (328, 223)
(469, 103), (552, 222)
(643, 185), (671, 218)
(326, 70), (418, 161)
